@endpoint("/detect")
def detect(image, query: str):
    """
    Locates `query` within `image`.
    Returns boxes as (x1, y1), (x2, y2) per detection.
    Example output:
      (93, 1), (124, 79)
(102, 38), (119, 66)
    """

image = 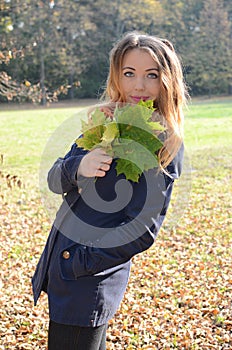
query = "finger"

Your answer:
(99, 163), (110, 171)
(102, 156), (112, 164)
(91, 148), (109, 157)
(100, 107), (114, 119)
(95, 169), (106, 177)
(93, 149), (113, 163)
